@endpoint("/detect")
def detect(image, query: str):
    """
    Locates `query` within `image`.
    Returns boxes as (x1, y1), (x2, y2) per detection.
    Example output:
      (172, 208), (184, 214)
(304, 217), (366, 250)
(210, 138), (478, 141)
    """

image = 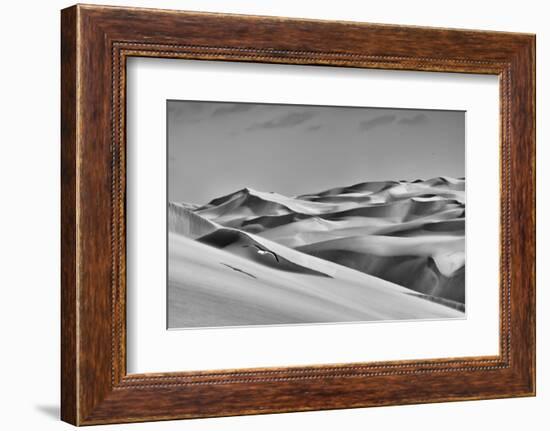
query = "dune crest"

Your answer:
(168, 202), (219, 239)
(169, 177), (466, 327)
